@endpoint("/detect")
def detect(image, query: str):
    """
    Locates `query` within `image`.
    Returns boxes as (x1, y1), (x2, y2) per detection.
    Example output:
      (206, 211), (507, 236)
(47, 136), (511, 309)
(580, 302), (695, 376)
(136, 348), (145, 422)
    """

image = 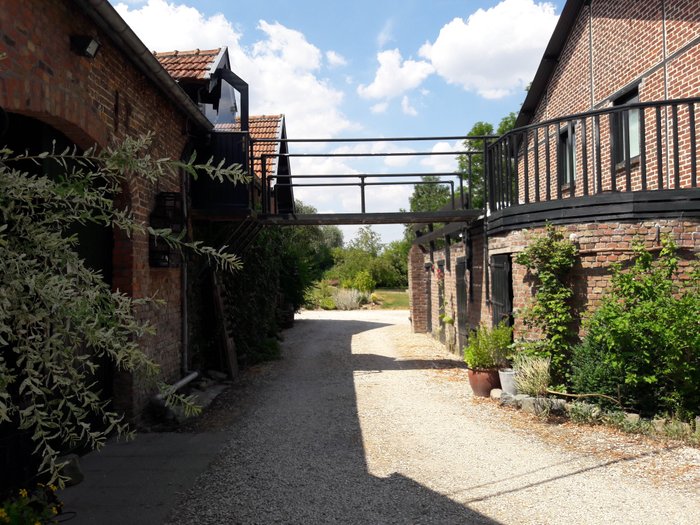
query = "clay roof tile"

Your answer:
(153, 48), (222, 81)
